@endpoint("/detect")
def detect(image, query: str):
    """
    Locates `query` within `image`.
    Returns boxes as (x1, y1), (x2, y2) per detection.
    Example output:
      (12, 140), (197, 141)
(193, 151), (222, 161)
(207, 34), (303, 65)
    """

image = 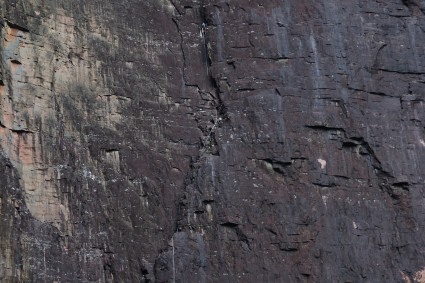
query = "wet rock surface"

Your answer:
(0, 0), (425, 282)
